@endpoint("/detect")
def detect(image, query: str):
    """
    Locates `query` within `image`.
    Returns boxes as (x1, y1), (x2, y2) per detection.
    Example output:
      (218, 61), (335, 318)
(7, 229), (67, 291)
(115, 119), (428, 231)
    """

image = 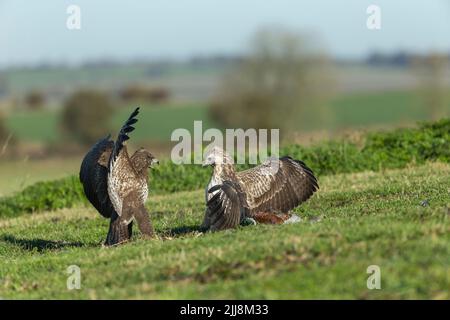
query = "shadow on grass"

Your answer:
(0, 235), (85, 252)
(161, 225), (204, 238)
